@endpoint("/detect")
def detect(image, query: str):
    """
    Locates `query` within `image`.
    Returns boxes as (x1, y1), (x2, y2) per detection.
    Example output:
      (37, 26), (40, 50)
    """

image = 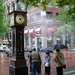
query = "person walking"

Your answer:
(41, 52), (51, 75)
(54, 49), (66, 75)
(29, 48), (42, 75)
(28, 50), (33, 75)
